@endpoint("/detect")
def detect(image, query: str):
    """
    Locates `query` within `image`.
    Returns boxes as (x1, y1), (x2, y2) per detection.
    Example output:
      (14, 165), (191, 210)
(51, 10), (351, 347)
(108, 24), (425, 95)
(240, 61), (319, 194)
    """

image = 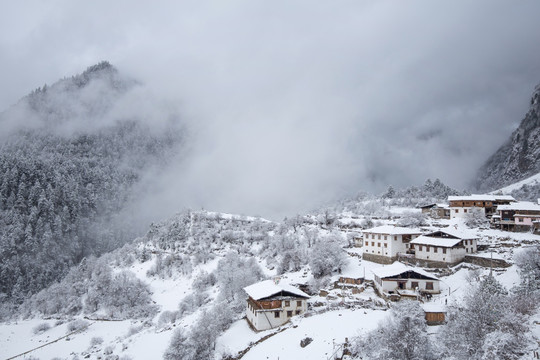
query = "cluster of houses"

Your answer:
(421, 194), (540, 233)
(359, 226), (478, 266)
(242, 194), (540, 332)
